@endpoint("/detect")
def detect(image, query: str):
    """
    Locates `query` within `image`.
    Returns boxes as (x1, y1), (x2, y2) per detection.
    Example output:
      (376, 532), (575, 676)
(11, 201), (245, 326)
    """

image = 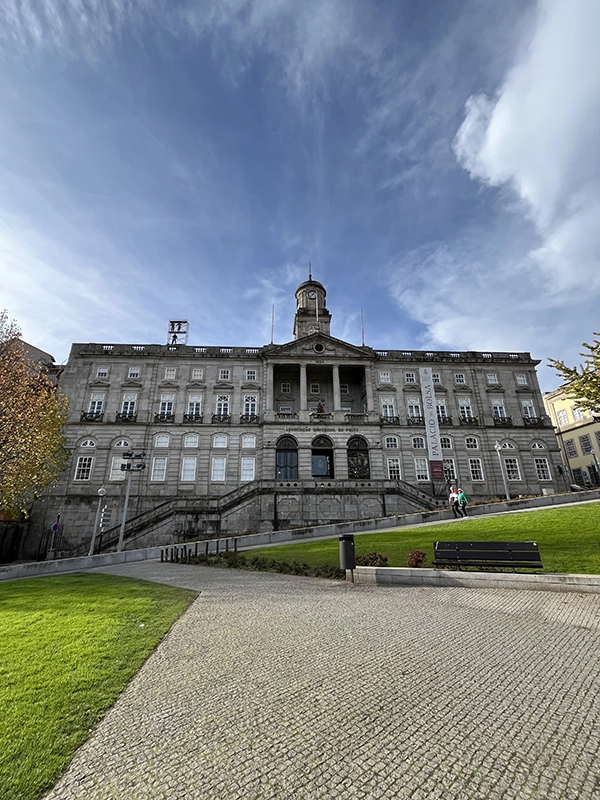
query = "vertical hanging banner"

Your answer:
(419, 367), (444, 480)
